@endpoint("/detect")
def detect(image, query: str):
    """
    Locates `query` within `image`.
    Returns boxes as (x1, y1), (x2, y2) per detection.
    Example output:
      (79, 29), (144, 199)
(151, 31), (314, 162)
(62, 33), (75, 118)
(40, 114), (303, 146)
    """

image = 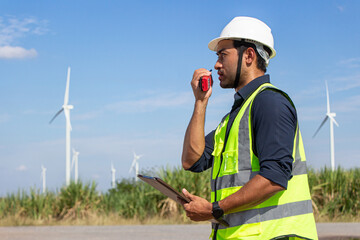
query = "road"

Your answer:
(0, 223), (359, 240)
